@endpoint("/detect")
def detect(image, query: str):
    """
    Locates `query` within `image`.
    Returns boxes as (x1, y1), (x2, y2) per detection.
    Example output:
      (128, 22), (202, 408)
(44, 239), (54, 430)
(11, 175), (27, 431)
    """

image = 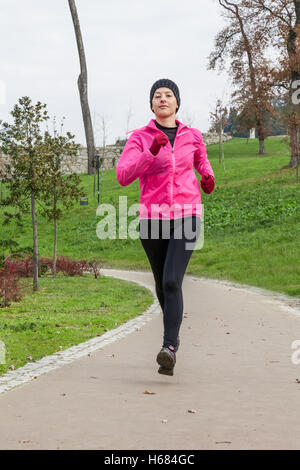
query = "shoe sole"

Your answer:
(156, 349), (175, 370)
(158, 365), (174, 376)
